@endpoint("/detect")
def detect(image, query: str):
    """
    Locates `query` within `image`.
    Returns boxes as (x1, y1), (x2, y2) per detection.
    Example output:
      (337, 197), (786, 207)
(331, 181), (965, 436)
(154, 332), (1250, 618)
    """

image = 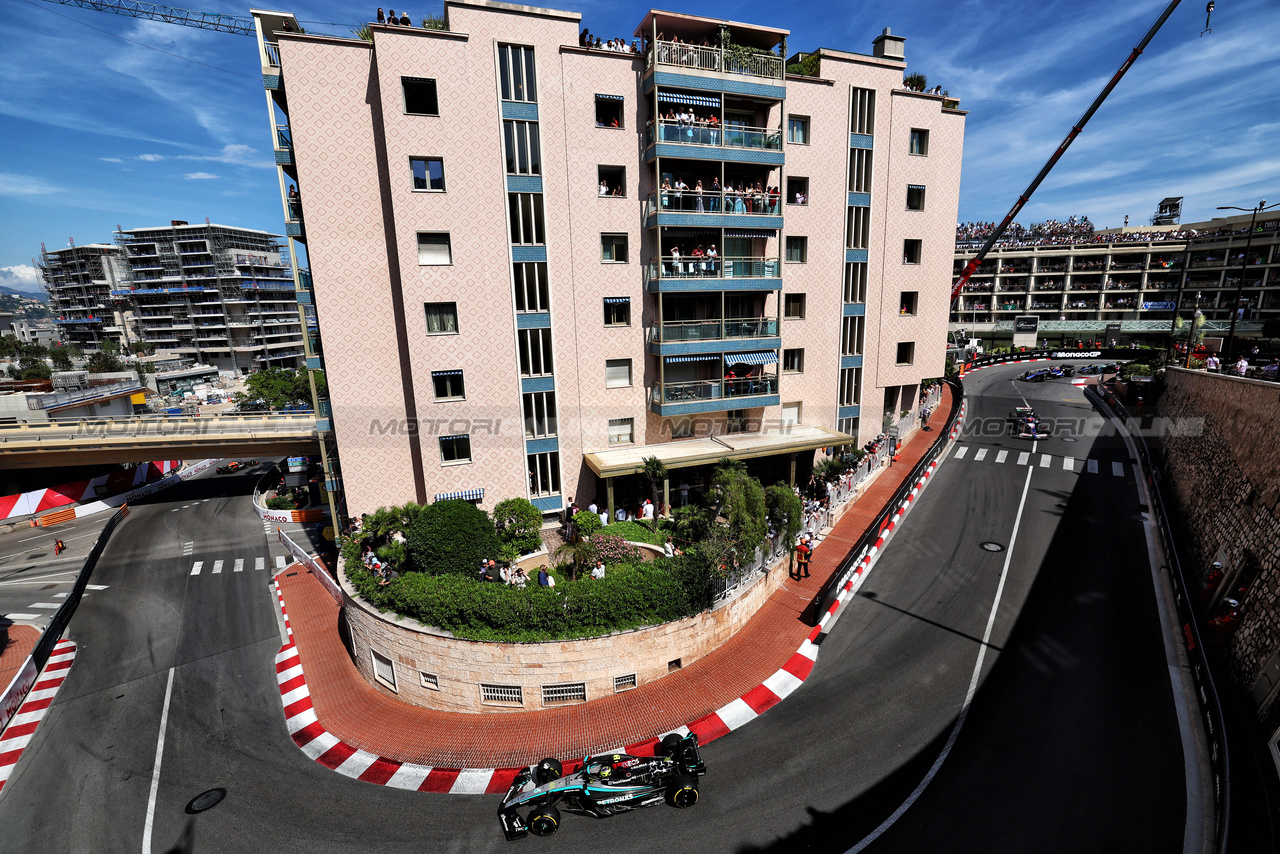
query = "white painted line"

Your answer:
(451, 768), (497, 794)
(299, 730), (340, 760)
(280, 685), (310, 708)
(285, 707), (318, 735)
(1087, 459), (1099, 474)
(1112, 461), (1125, 477)
(1040, 454), (1052, 468)
(762, 668), (804, 700)
(334, 750), (379, 779)
(1017, 452), (1030, 466)
(212, 560), (223, 574)
(275, 556), (286, 569)
(1064, 456), (1076, 471)
(234, 559), (244, 573)
(29, 603), (60, 610)
(86, 584), (108, 590)
(190, 562), (203, 576)
(255, 557), (265, 571)
(954, 446), (968, 459)
(141, 667), (176, 854)
(386, 764), (430, 791)
(714, 697), (759, 731)
(974, 448), (988, 461)
(995, 450), (1008, 464)
(3, 613), (40, 621)
(53, 592), (70, 598)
